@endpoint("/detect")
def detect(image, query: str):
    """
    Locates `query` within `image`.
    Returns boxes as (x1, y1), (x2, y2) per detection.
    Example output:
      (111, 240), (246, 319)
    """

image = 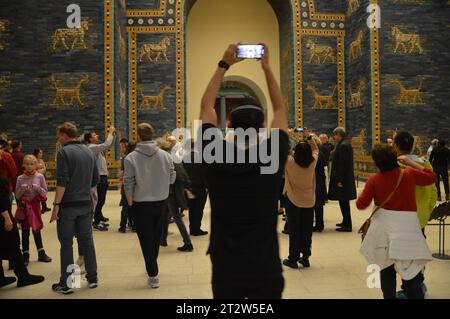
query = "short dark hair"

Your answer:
(83, 131), (95, 144)
(371, 144), (399, 173)
(125, 141), (136, 155)
(137, 123), (154, 141)
(394, 131), (414, 153)
(33, 148), (42, 157)
(294, 142), (314, 168)
(11, 139), (21, 149)
(0, 139), (8, 150)
(438, 140), (446, 148)
(230, 98), (265, 130)
(120, 138), (129, 144)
